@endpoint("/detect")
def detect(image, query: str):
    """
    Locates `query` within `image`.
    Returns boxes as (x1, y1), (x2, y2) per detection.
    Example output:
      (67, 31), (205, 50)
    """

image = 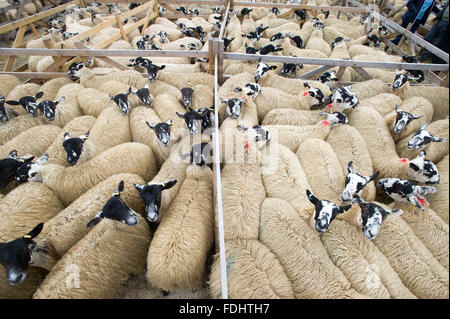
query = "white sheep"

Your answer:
(77, 88), (116, 117)
(0, 115), (46, 146)
(305, 28), (331, 56)
(427, 155), (449, 223)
